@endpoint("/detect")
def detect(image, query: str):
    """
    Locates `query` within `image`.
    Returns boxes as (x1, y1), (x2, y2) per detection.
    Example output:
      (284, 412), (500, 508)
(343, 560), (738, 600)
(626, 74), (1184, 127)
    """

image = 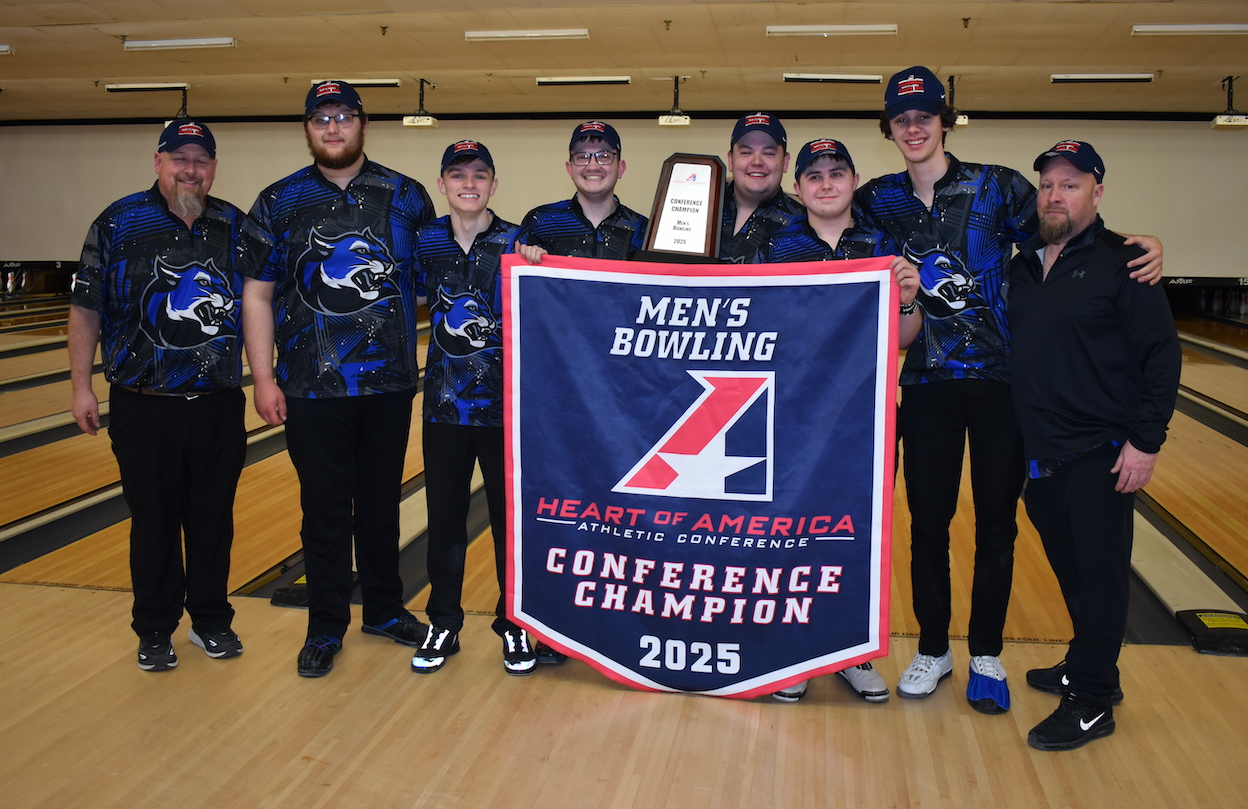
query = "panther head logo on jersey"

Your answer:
(140, 258), (236, 349)
(433, 287), (499, 357)
(904, 245), (985, 320)
(295, 227), (398, 315)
